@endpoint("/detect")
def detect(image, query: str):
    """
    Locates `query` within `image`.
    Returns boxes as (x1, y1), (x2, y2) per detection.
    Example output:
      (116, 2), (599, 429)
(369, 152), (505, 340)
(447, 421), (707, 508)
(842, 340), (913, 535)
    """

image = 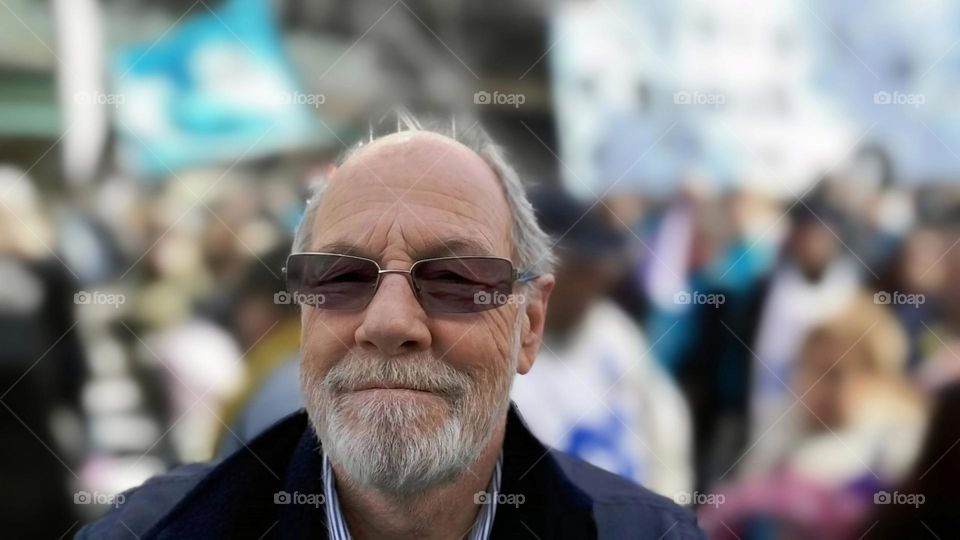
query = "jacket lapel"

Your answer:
(275, 424), (331, 539)
(145, 412), (325, 540)
(489, 407), (598, 540)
